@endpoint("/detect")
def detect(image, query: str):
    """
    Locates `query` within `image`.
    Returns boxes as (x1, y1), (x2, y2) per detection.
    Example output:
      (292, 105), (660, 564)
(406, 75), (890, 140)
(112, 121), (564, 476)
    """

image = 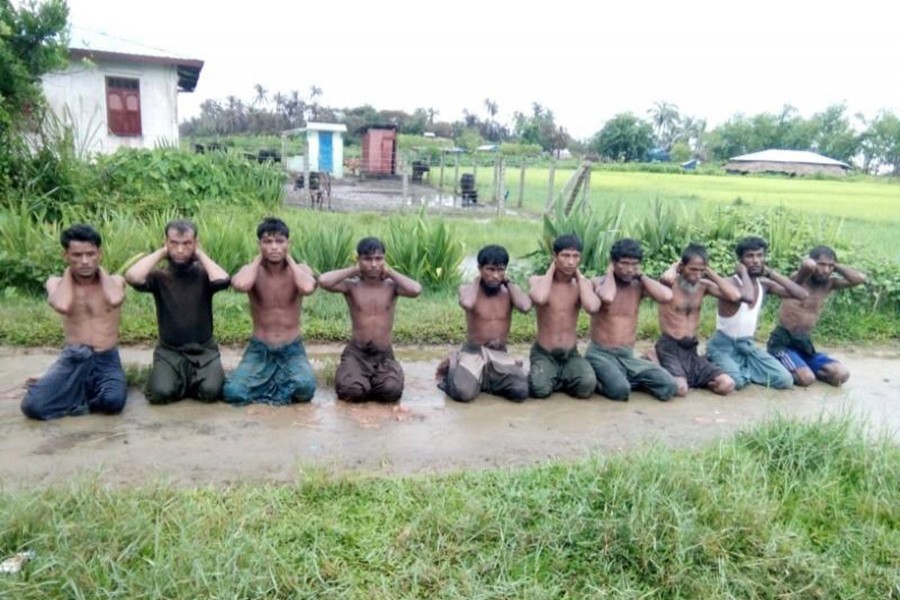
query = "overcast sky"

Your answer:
(64, 0), (896, 139)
